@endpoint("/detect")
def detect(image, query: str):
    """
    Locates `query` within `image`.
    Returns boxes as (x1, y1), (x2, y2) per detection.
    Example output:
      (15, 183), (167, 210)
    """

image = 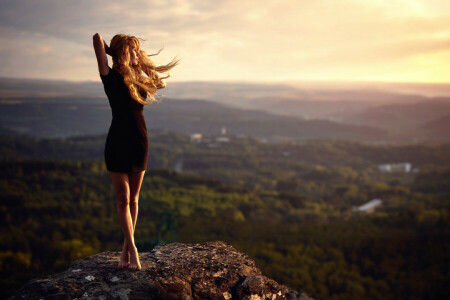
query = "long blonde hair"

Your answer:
(108, 34), (179, 105)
